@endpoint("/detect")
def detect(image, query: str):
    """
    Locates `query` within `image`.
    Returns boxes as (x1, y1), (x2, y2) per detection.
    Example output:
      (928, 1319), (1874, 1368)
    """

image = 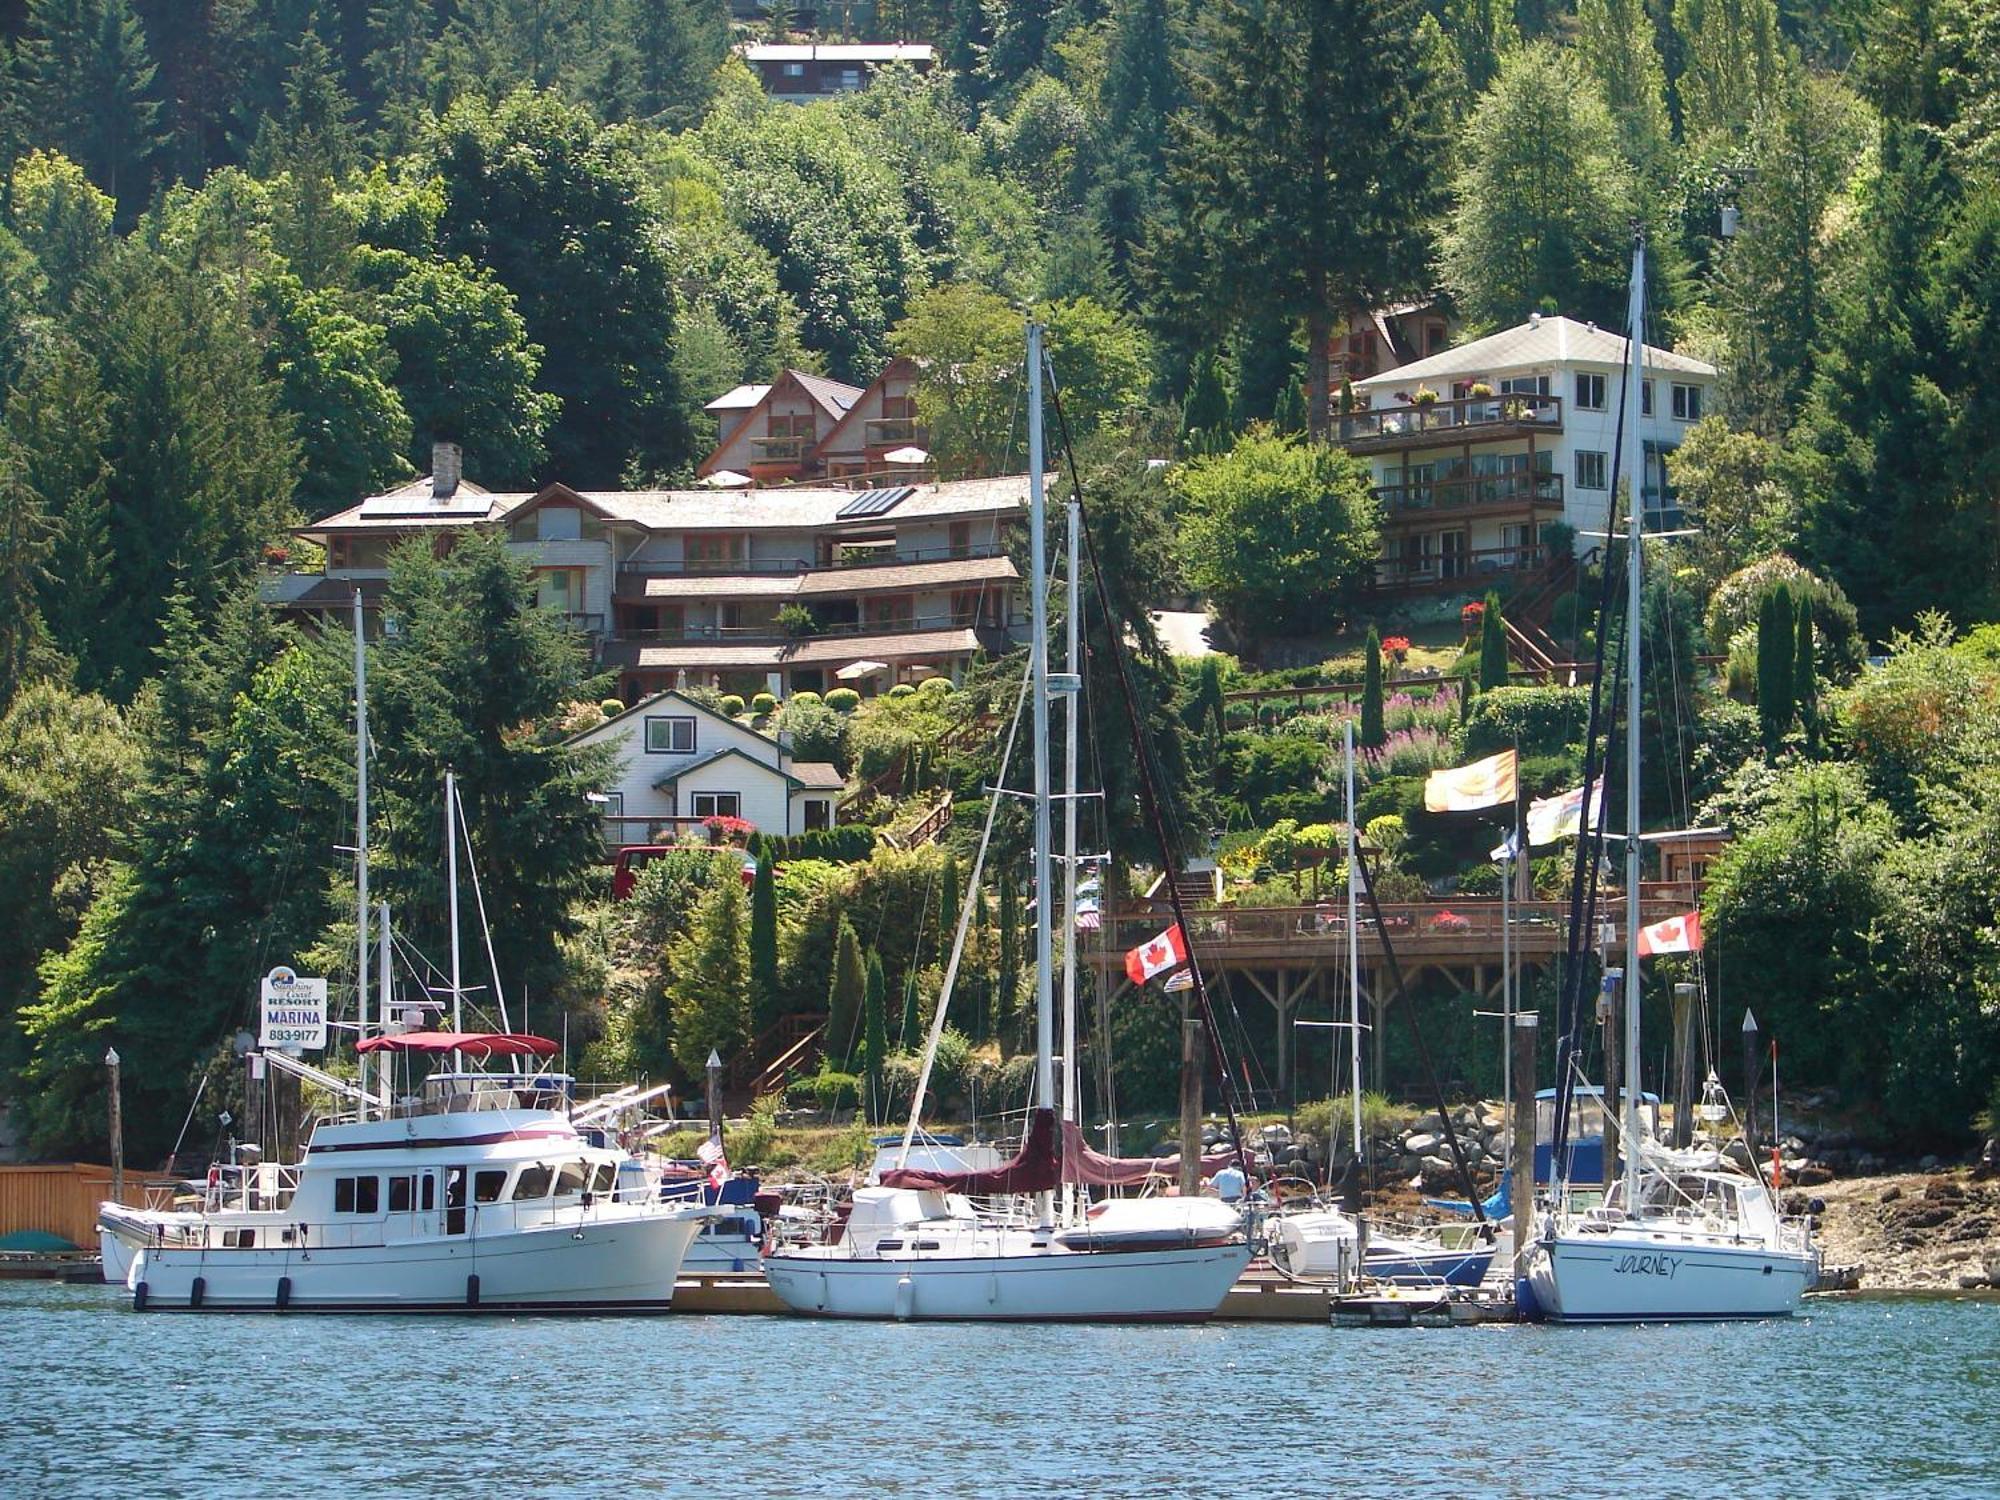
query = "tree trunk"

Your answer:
(1306, 304), (1333, 443)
